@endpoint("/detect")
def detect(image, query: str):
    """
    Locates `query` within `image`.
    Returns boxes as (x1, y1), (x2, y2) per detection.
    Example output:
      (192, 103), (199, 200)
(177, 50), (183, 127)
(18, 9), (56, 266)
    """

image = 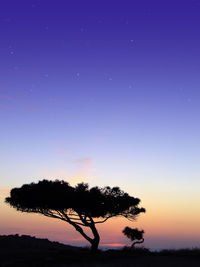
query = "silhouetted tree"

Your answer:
(5, 180), (145, 252)
(123, 227), (144, 247)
